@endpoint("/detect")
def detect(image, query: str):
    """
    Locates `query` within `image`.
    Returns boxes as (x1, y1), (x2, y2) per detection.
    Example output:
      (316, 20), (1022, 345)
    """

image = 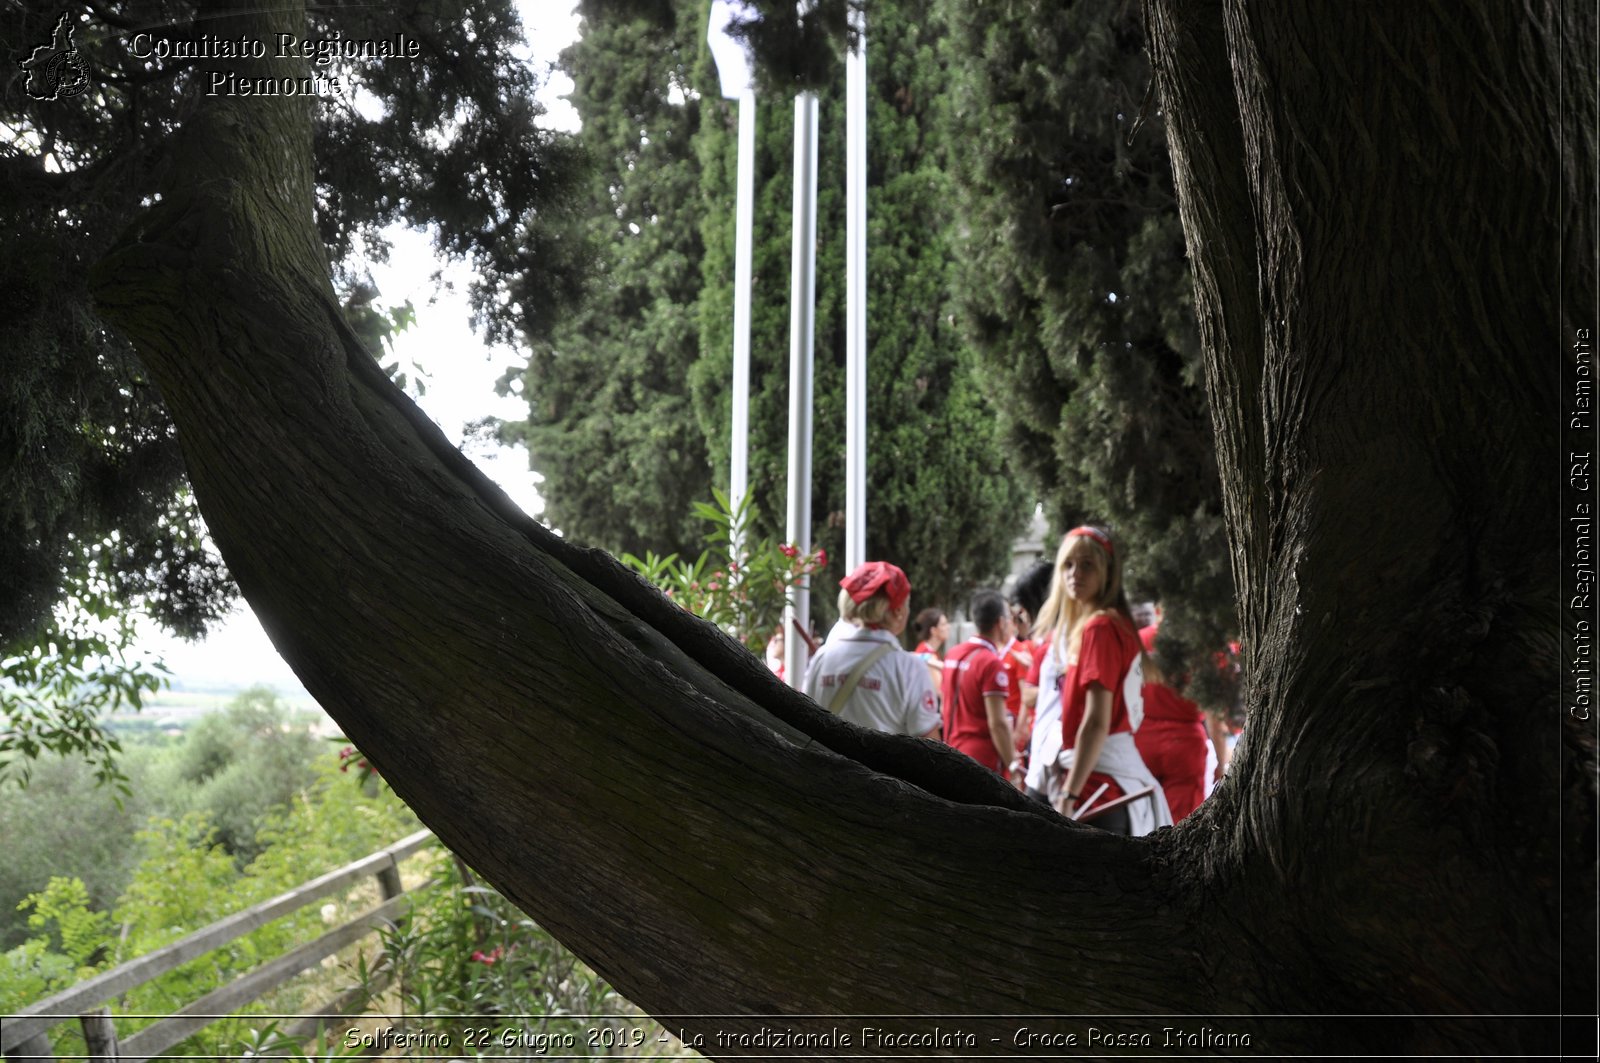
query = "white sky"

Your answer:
(135, 2), (581, 693)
